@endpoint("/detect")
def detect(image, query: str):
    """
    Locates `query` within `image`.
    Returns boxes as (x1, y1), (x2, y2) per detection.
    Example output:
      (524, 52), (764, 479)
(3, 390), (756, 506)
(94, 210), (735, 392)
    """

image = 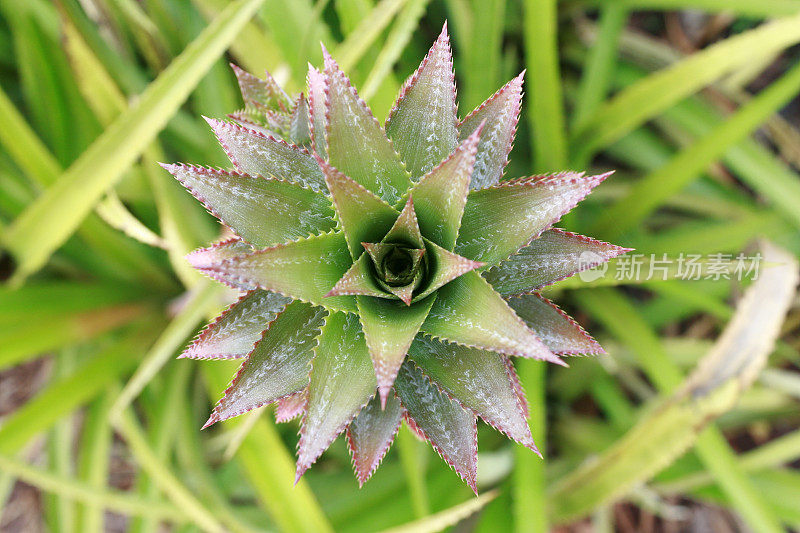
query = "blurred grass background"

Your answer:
(1, 0), (800, 531)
